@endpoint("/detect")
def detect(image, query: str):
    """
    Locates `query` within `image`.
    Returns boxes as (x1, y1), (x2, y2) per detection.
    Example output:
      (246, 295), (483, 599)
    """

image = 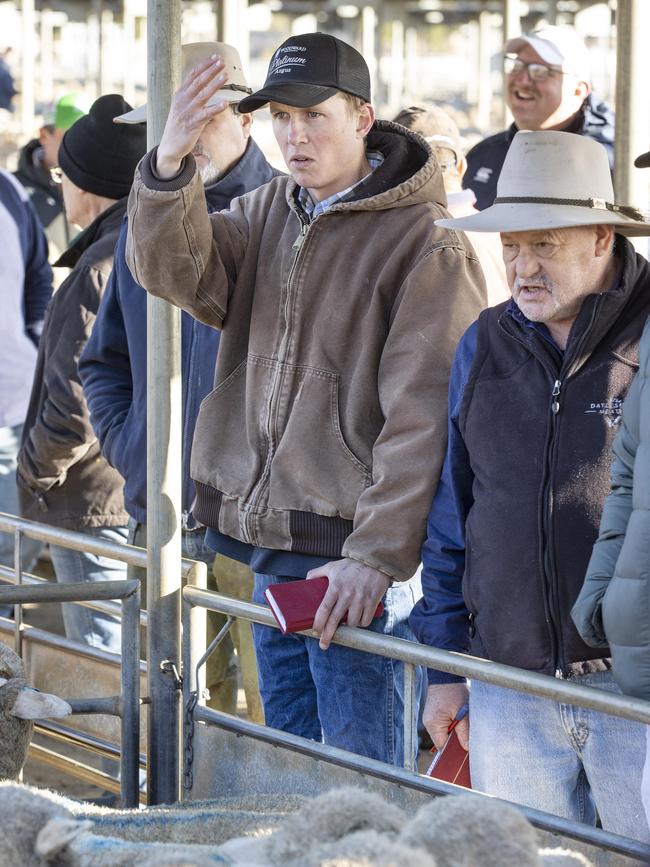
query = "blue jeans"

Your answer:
(0, 423), (43, 568)
(0, 423), (44, 617)
(470, 672), (650, 841)
(49, 525), (130, 653)
(642, 728), (650, 831)
(252, 572), (423, 766)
